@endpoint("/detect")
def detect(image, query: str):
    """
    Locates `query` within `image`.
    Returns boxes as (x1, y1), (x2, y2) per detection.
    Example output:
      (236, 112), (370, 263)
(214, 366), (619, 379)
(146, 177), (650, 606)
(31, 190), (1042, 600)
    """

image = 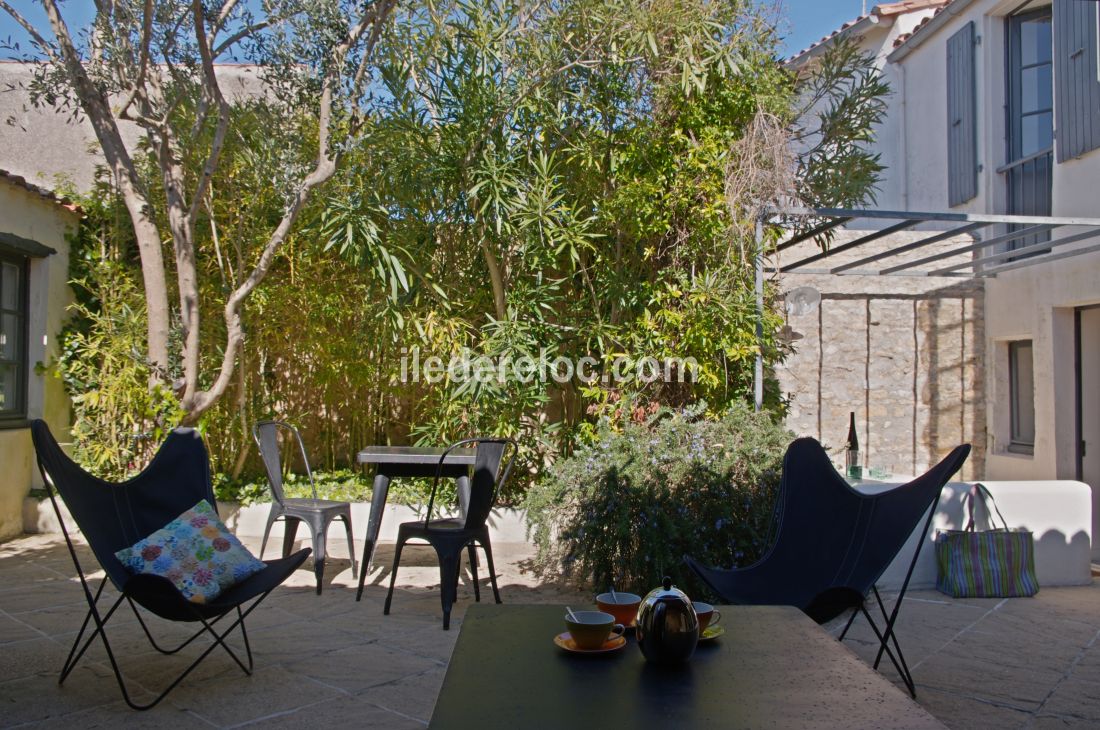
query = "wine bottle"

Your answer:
(845, 412), (861, 479)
